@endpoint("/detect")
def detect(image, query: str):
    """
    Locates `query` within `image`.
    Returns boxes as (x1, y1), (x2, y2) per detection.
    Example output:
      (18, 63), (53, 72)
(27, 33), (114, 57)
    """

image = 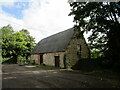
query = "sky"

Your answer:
(0, 0), (89, 43)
